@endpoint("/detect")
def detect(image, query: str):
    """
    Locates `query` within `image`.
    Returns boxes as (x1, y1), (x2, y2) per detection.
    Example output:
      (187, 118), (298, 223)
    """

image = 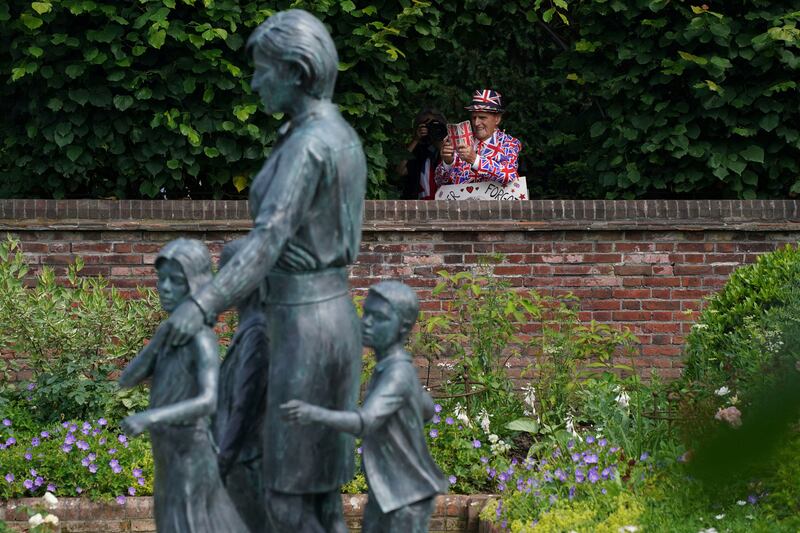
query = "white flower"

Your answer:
(715, 514), (725, 520)
(43, 491), (58, 508)
(454, 403), (472, 428)
(28, 513), (44, 527)
(746, 514), (755, 520)
(737, 500), (747, 506)
(618, 526), (639, 533)
(698, 528), (718, 533)
(43, 514), (59, 526)
(714, 386), (730, 397)
(488, 433), (499, 444)
(565, 414), (581, 440)
(479, 408), (491, 434)
(615, 389), (630, 409)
